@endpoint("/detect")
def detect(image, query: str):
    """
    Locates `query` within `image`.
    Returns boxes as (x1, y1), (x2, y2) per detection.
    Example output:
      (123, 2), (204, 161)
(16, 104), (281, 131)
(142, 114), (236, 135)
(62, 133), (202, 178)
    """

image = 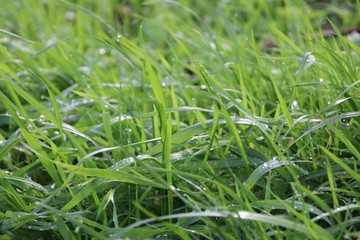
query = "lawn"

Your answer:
(0, 0), (360, 239)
